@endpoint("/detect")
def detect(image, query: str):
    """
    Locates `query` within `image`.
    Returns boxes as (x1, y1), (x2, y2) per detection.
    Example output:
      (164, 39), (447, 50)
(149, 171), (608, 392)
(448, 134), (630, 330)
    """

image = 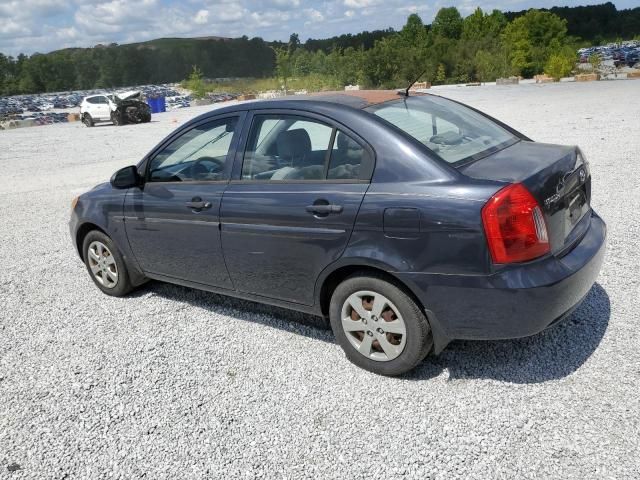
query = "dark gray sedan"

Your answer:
(70, 90), (606, 375)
